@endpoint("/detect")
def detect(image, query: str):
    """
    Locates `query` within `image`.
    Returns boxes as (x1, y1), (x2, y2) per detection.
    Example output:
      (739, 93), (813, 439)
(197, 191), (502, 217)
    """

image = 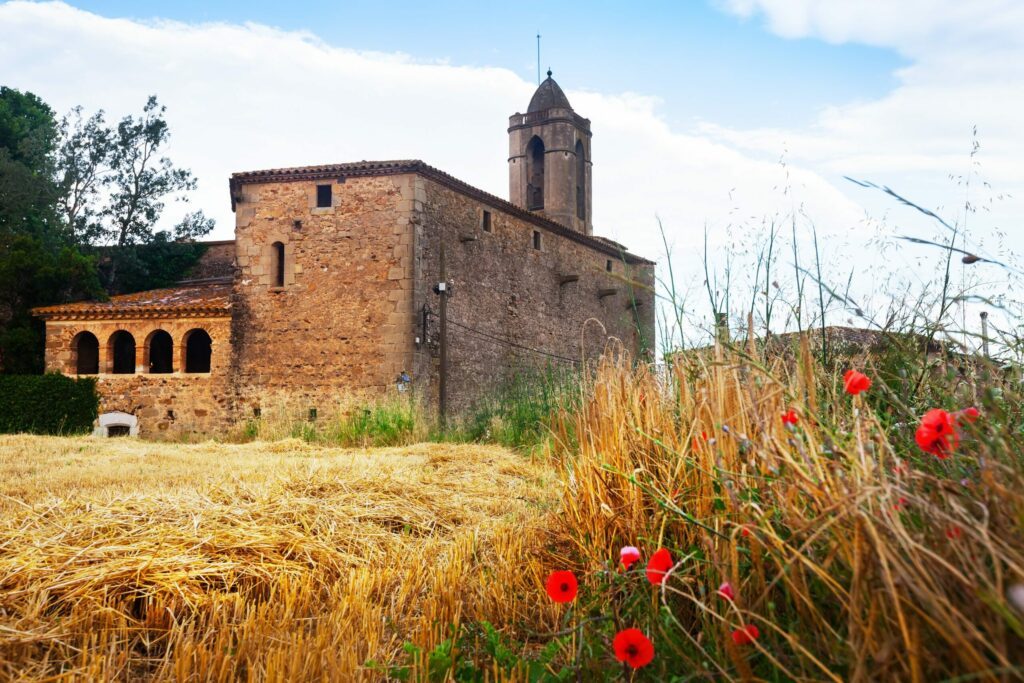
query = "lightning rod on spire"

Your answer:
(536, 33), (541, 84)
